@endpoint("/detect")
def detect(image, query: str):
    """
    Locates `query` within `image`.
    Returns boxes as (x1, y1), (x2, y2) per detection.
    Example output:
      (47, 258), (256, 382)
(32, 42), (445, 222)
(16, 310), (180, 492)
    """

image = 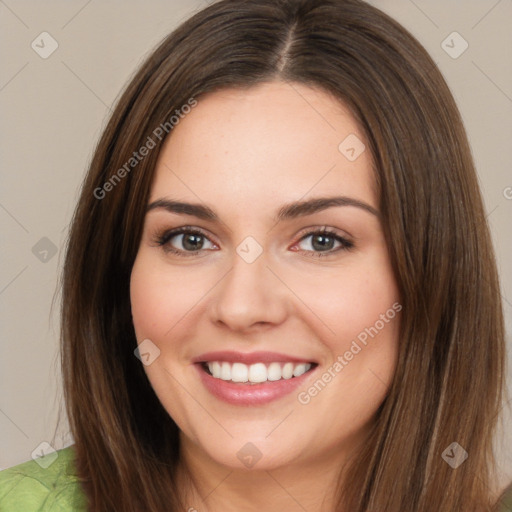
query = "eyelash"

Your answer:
(153, 225), (354, 259)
